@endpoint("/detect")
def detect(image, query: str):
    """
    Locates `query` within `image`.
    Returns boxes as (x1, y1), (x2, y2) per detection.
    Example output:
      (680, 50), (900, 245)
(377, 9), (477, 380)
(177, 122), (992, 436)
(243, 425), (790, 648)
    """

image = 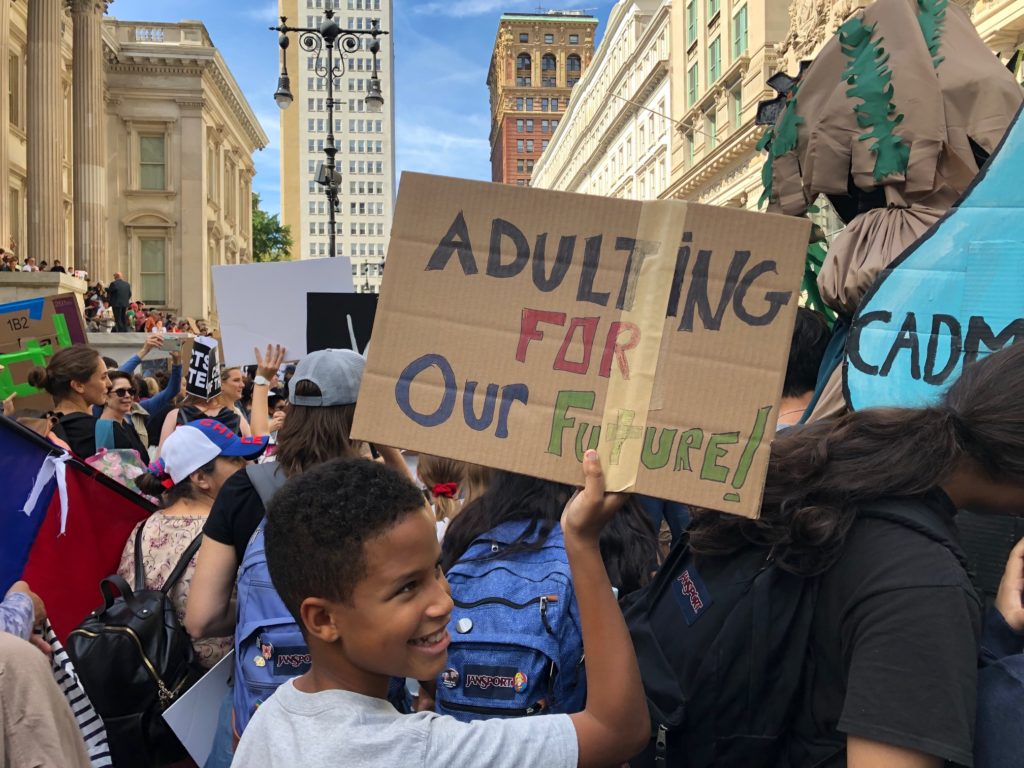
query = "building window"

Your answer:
(566, 55), (581, 87)
(551, 119), (559, 130)
(732, 6), (748, 59)
(709, 37), (721, 84)
(517, 159), (525, 172)
(732, 86), (743, 129)
(707, 110), (718, 149)
(139, 136), (166, 190)
(516, 53), (532, 86)
(540, 97), (549, 111)
(686, 131), (695, 165)
(541, 139), (549, 150)
(708, 0), (719, 19)
(526, 119), (534, 132)
(516, 97), (524, 110)
(686, 1), (697, 45)
(517, 139), (524, 152)
(541, 119), (549, 132)
(8, 53), (22, 129)
(544, 33), (554, 43)
(687, 63), (699, 106)
(140, 238), (166, 304)
(541, 53), (557, 87)
(516, 119), (524, 133)
(519, 33), (529, 43)
(569, 34), (579, 44)
(526, 97), (534, 111)
(526, 139), (534, 152)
